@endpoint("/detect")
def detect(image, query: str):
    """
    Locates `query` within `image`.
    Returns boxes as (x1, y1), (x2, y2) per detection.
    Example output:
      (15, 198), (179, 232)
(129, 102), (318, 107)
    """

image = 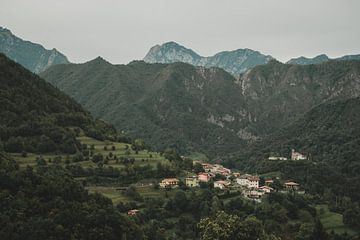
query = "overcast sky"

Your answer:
(1, 0), (359, 63)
